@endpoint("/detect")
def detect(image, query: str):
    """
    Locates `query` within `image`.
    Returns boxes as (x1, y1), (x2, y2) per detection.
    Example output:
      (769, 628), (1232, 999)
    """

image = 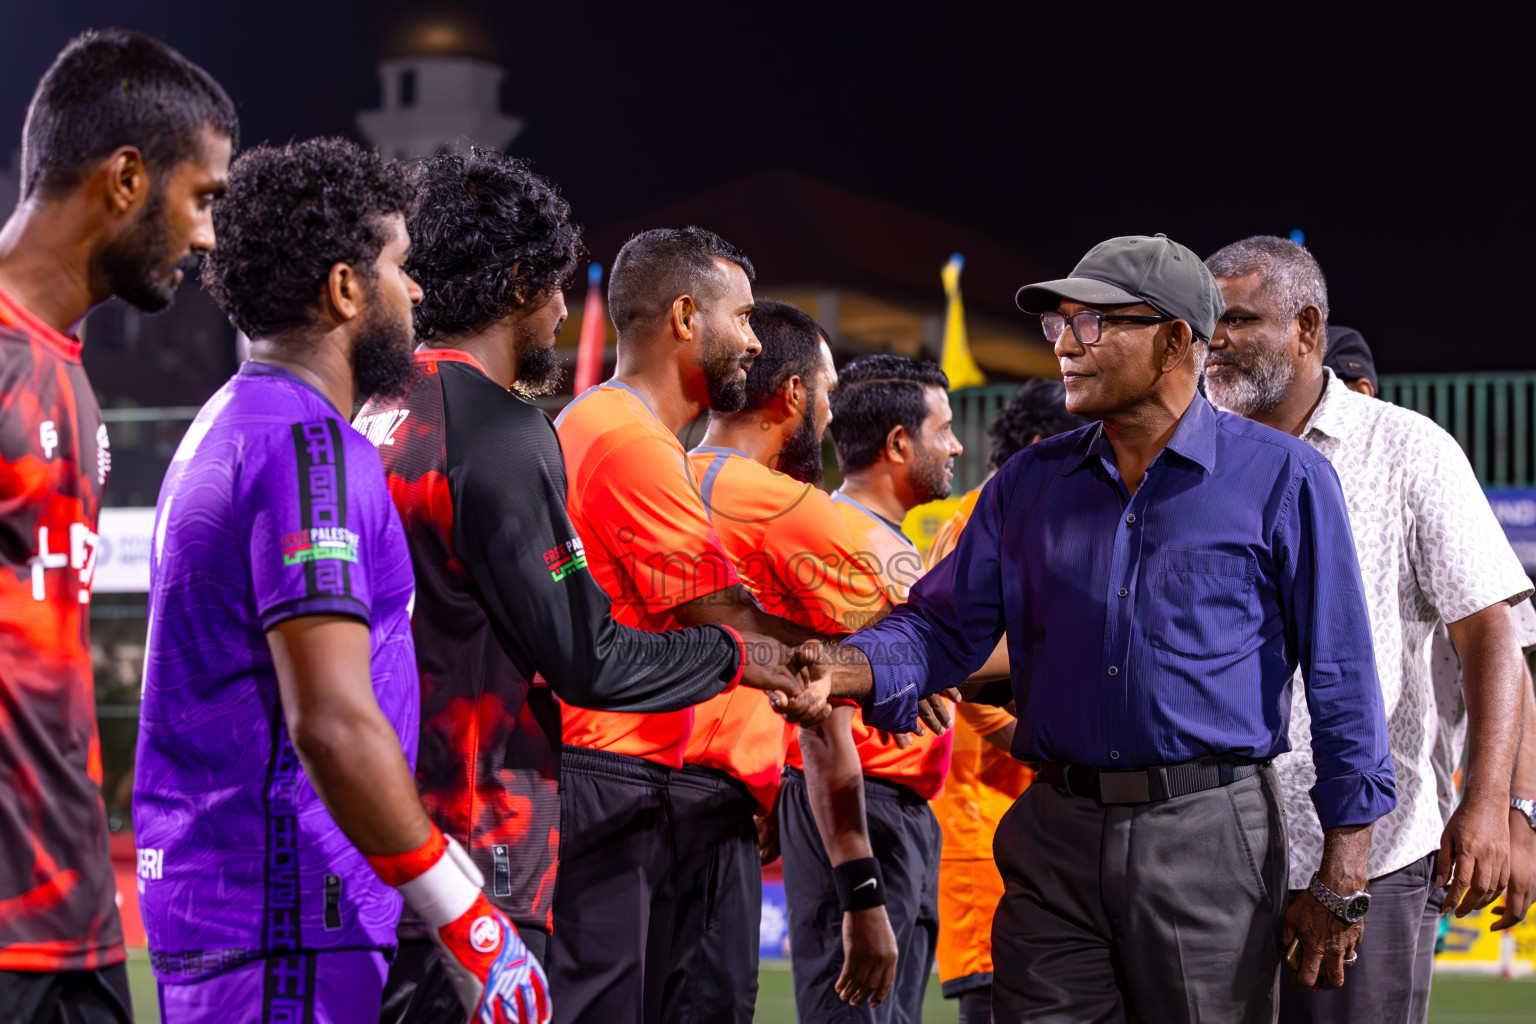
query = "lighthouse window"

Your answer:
(398, 69), (417, 108)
